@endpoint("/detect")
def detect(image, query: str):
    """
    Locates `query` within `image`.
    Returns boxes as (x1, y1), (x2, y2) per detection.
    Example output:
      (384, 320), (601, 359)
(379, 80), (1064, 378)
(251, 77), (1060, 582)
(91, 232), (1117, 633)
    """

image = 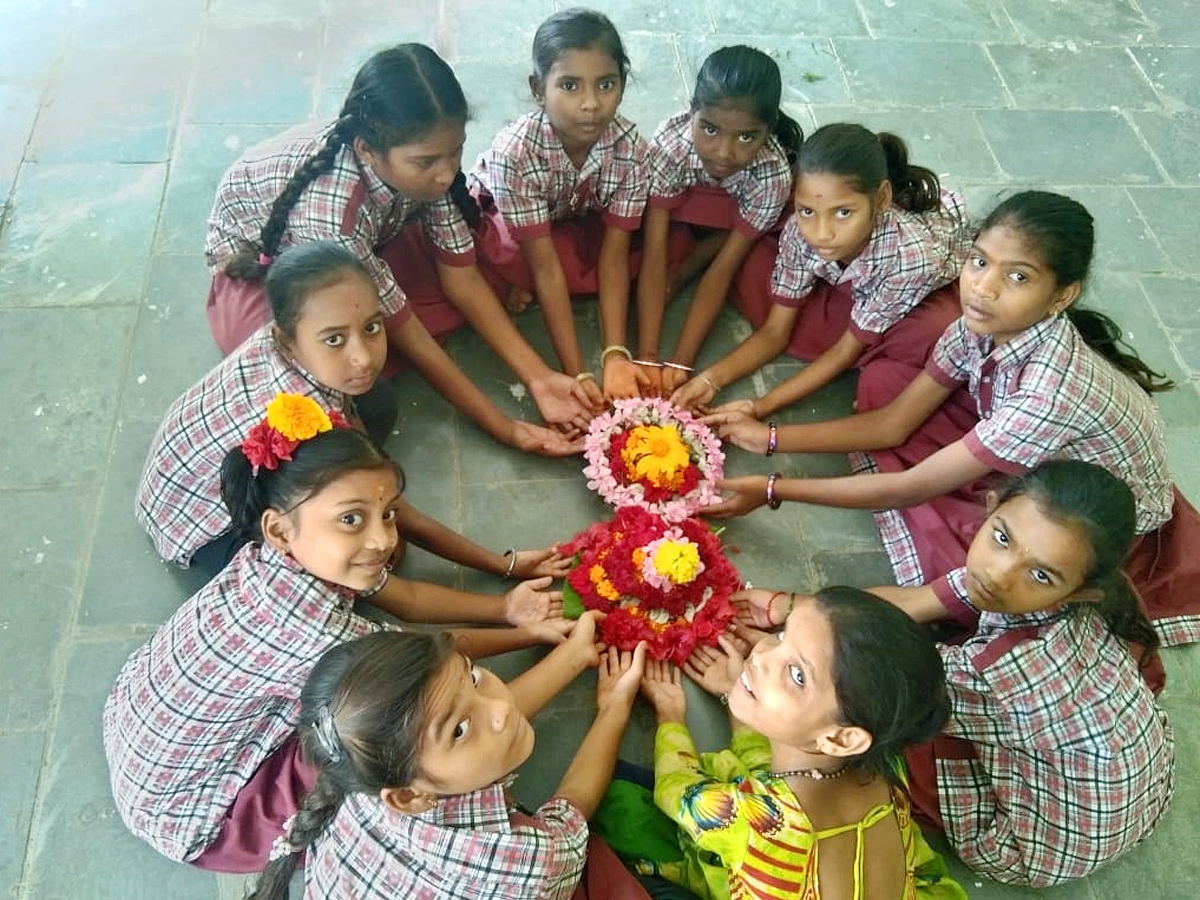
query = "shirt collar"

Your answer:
(974, 312), (1064, 368)
(977, 604), (1072, 635)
